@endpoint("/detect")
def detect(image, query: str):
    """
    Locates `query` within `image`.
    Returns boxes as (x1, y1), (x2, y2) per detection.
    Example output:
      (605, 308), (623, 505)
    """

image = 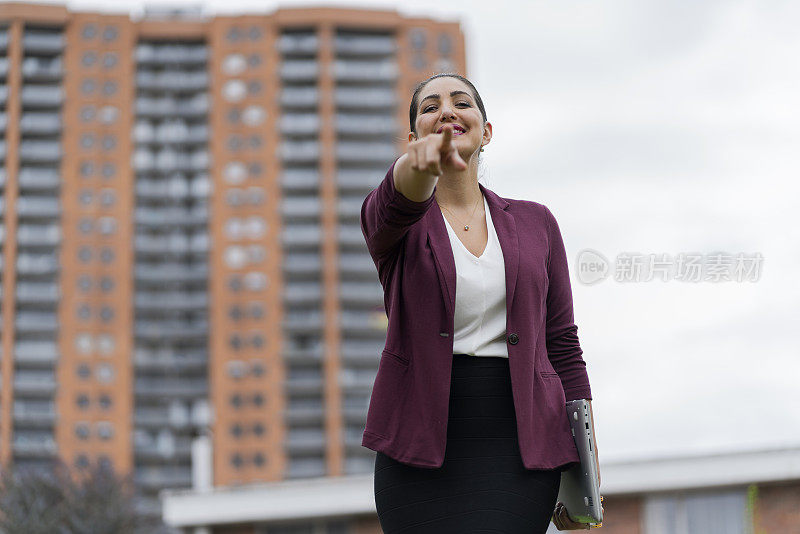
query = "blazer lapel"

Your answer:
(426, 184), (519, 330)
